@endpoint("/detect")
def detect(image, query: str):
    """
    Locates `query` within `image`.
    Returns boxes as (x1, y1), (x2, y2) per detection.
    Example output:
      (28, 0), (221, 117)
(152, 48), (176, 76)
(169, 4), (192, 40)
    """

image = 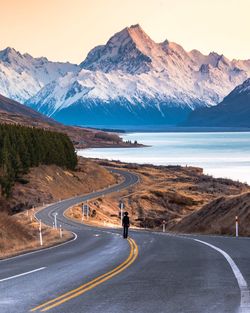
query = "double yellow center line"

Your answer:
(31, 238), (138, 312)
